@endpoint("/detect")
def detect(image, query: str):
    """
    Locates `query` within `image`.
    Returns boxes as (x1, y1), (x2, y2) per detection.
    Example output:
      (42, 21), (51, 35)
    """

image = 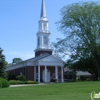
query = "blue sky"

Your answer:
(0, 0), (98, 63)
